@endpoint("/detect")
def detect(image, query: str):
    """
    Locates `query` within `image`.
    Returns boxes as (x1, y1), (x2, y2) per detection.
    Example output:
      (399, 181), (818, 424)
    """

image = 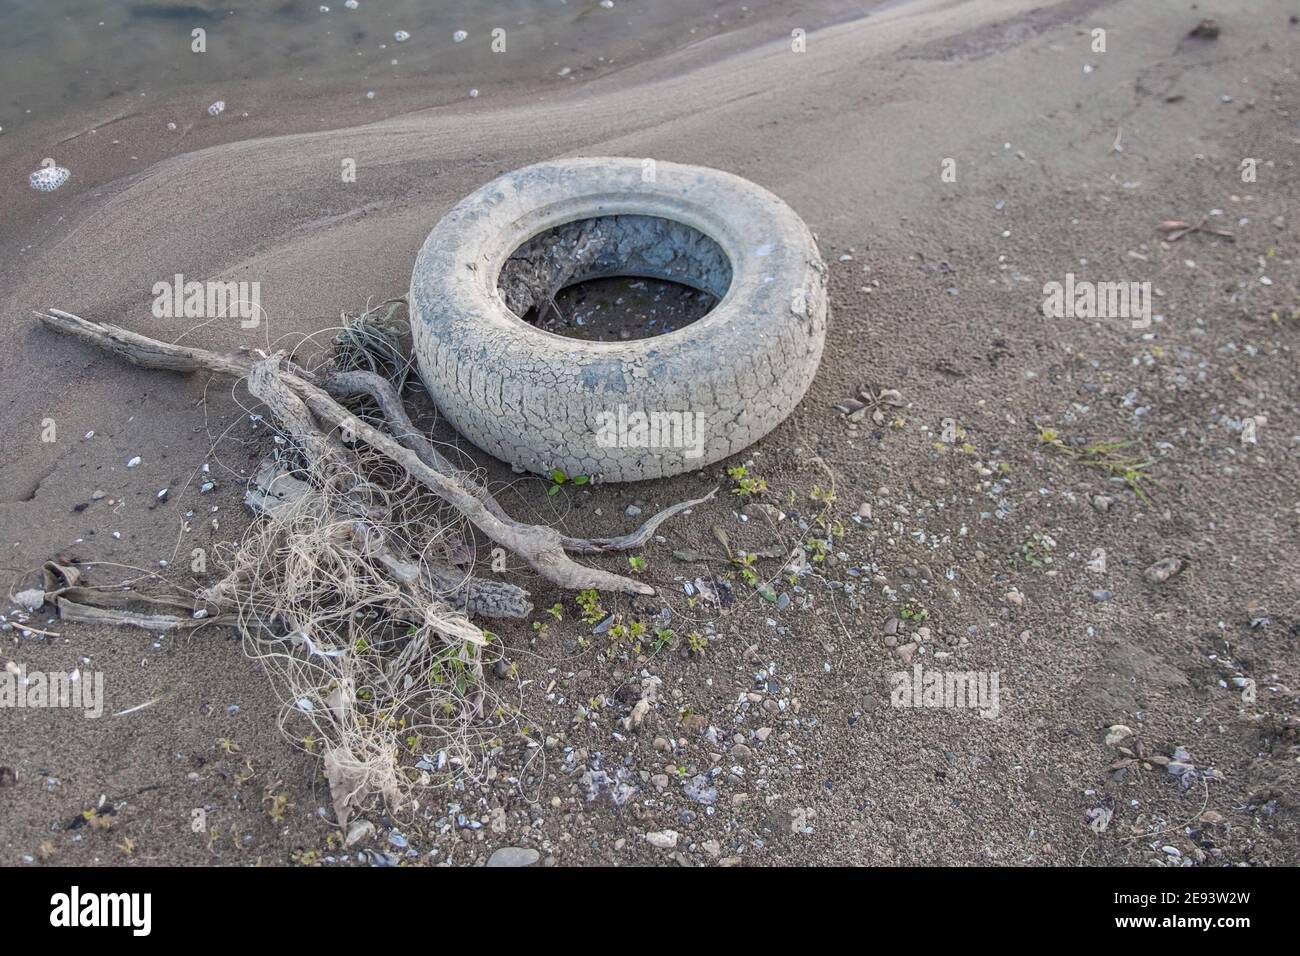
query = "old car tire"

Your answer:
(409, 157), (828, 482)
